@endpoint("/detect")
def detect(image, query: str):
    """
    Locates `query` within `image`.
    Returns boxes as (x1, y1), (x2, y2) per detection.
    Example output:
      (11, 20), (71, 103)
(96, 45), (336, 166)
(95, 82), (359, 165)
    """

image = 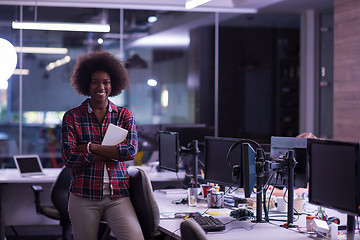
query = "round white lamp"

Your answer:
(0, 38), (17, 89)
